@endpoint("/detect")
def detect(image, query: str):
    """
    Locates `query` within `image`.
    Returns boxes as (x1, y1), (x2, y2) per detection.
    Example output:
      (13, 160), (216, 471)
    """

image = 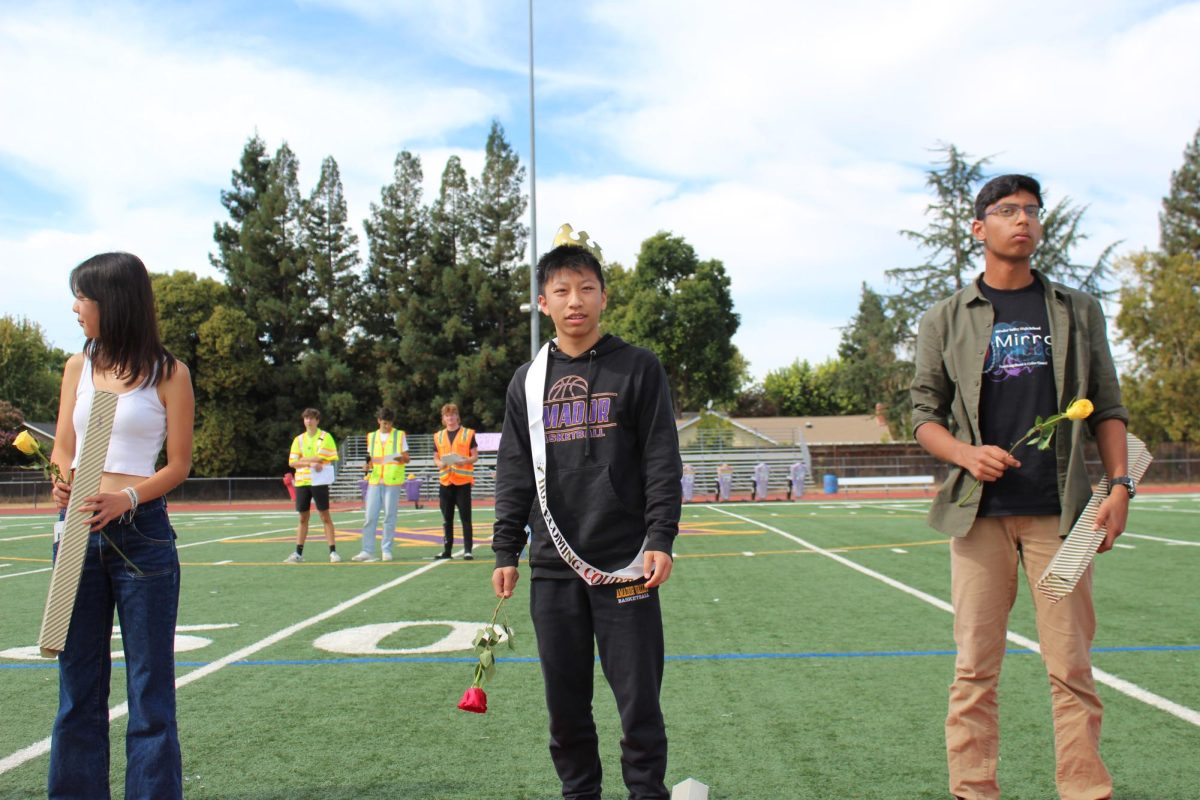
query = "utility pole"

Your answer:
(527, 0), (540, 360)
